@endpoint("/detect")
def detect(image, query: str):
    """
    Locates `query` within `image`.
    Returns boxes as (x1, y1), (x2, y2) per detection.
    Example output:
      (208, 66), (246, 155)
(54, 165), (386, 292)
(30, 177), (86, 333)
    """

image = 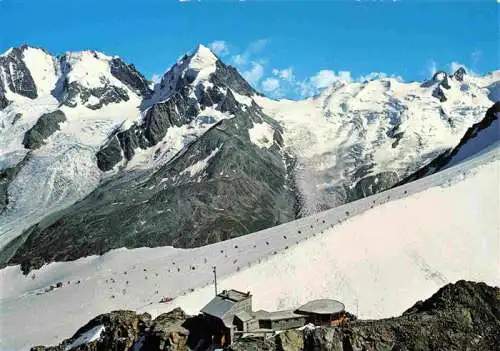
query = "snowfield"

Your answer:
(254, 71), (499, 212)
(0, 144), (498, 351)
